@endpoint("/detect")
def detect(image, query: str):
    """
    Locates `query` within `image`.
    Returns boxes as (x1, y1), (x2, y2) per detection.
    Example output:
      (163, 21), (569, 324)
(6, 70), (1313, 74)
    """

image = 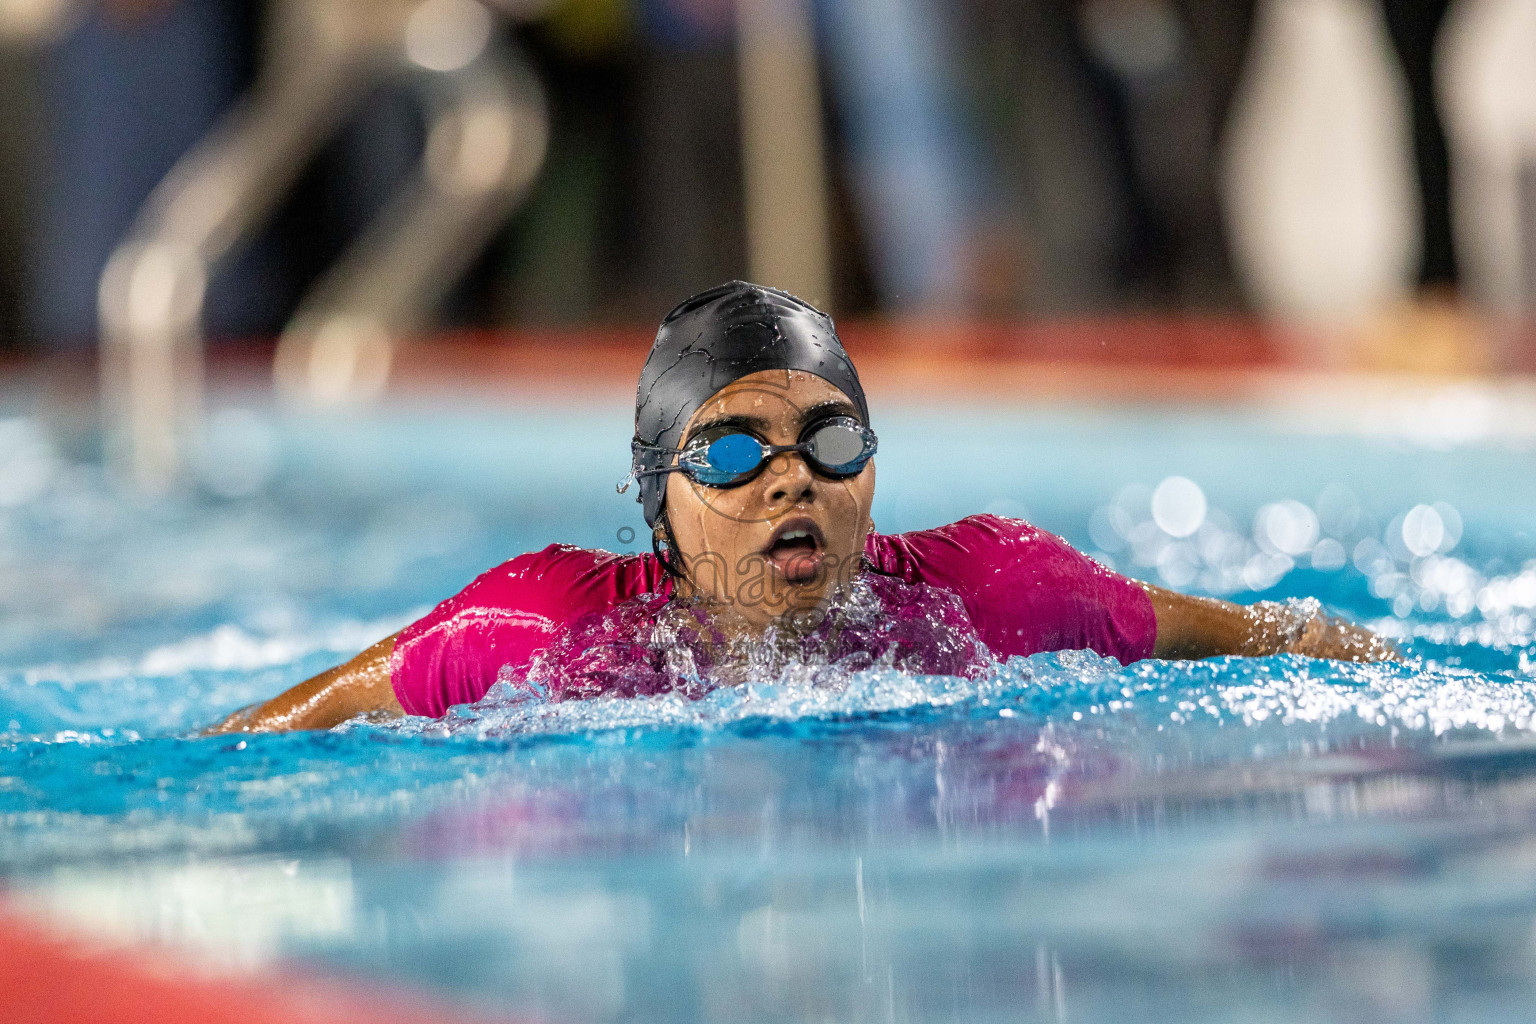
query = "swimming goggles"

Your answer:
(632, 416), (878, 488)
